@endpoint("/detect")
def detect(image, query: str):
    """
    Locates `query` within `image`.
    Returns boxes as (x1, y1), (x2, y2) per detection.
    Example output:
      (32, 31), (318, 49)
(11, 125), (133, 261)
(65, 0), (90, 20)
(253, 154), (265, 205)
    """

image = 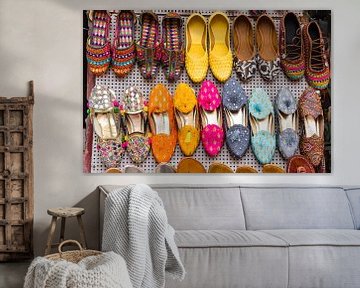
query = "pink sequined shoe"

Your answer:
(122, 86), (151, 164)
(198, 80), (224, 157)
